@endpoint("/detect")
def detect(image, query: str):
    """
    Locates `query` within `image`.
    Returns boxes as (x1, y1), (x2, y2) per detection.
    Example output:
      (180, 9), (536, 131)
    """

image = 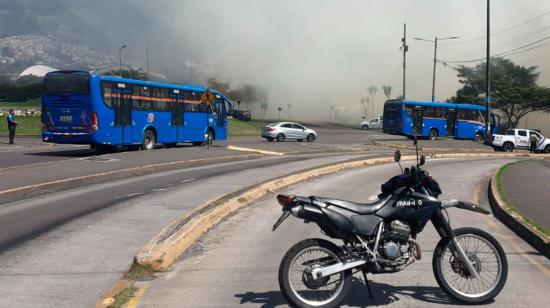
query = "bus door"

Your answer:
(171, 96), (184, 141)
(412, 108), (423, 136)
(113, 87), (132, 145)
(212, 96), (227, 140)
(447, 109), (457, 137)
